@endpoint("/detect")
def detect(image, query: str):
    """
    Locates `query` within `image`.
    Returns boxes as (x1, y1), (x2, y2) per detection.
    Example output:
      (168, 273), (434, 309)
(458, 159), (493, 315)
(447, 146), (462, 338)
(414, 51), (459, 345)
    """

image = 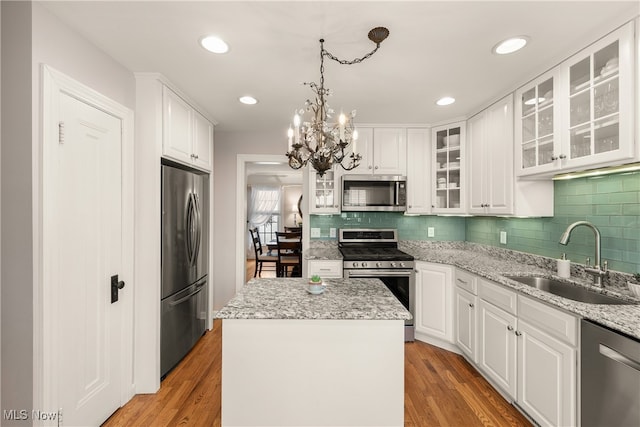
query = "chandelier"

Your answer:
(286, 27), (390, 176)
